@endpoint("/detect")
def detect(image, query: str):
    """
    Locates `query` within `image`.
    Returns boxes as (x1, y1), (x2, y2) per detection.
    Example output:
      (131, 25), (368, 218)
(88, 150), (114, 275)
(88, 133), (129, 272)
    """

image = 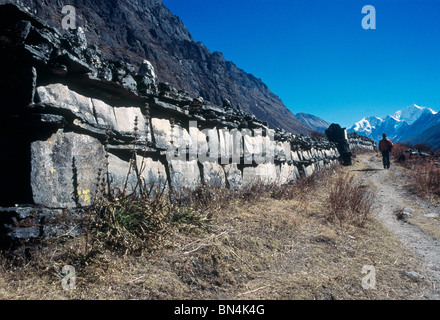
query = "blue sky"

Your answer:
(162, 0), (440, 128)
